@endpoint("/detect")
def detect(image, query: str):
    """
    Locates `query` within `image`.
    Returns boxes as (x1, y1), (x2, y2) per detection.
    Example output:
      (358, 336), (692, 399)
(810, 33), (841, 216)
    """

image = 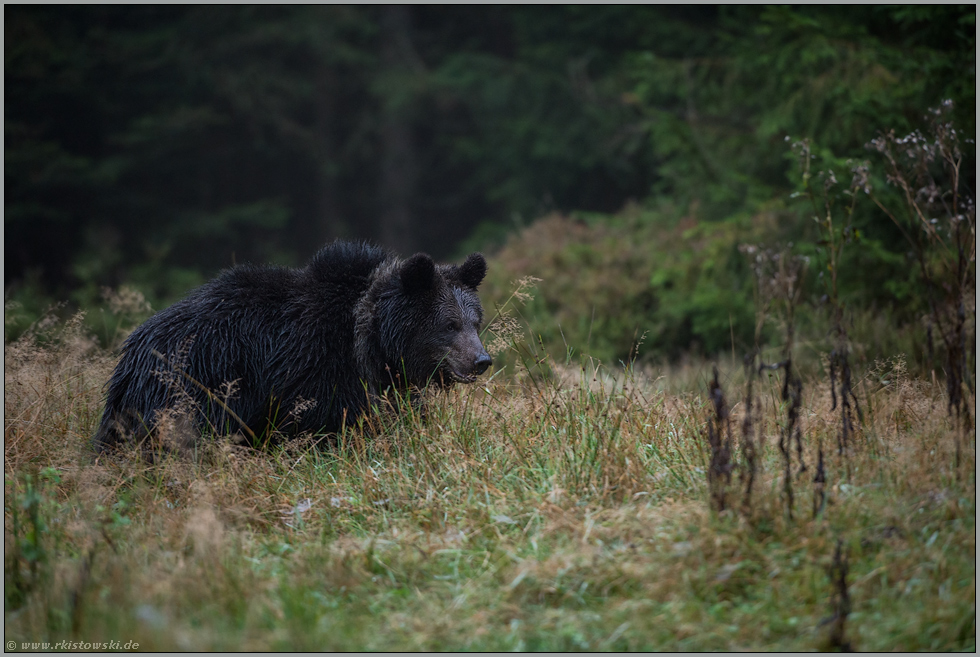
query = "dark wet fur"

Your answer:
(93, 241), (490, 452)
